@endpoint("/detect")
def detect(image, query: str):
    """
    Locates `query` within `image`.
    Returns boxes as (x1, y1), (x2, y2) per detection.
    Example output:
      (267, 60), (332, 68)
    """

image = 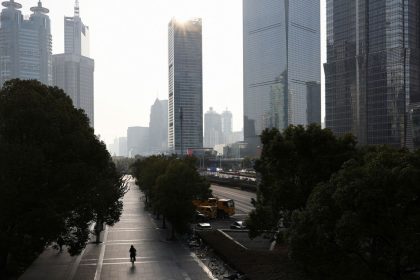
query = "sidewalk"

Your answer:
(19, 179), (212, 280)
